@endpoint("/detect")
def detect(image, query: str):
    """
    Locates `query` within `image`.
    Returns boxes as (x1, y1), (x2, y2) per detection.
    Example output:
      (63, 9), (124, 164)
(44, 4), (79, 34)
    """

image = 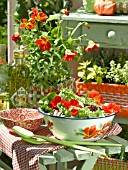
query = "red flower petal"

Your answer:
(70, 109), (79, 116)
(63, 51), (78, 61)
